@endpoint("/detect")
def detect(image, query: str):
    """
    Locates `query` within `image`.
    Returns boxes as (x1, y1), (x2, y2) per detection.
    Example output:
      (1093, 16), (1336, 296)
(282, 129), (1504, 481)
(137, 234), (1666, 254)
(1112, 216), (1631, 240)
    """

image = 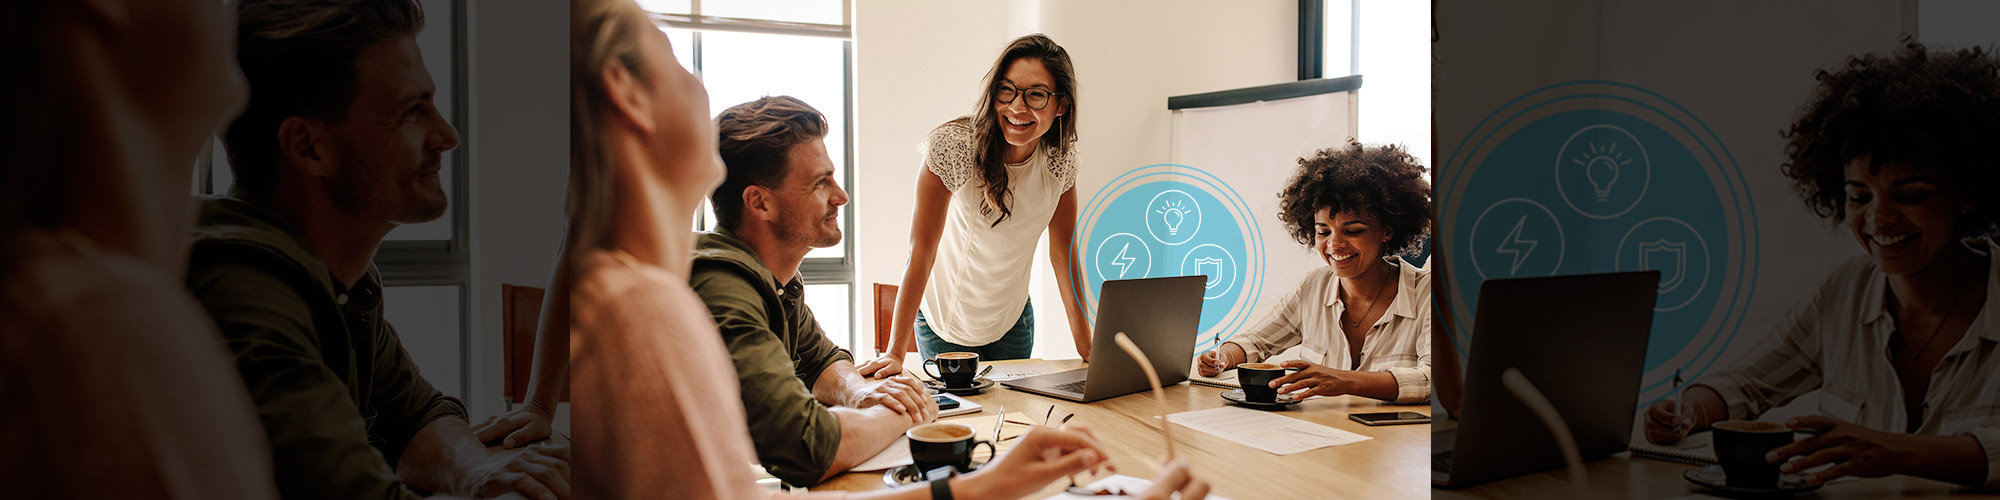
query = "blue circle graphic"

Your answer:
(1076, 165), (1264, 355)
(1439, 82), (1759, 408)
